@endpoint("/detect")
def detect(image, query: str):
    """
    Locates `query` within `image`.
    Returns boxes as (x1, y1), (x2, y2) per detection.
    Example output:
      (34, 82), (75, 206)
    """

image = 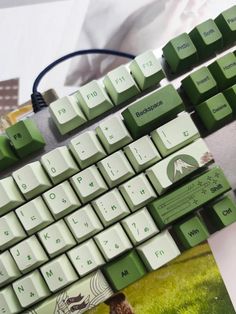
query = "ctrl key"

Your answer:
(103, 251), (146, 291)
